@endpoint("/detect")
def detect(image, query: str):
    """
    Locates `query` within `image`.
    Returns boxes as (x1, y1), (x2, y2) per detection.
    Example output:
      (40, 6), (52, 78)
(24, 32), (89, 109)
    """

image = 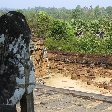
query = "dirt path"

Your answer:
(34, 72), (112, 112)
(17, 82), (112, 112)
(32, 73), (112, 112)
(34, 84), (112, 112)
(43, 73), (112, 96)
(17, 73), (112, 112)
